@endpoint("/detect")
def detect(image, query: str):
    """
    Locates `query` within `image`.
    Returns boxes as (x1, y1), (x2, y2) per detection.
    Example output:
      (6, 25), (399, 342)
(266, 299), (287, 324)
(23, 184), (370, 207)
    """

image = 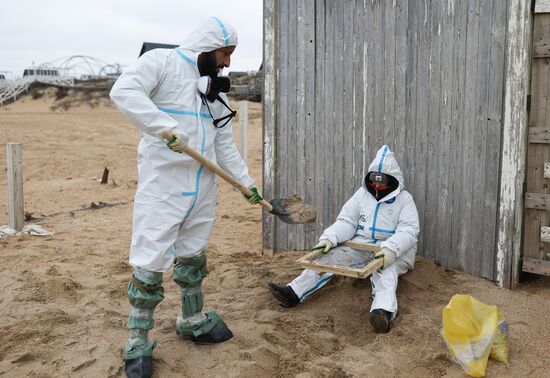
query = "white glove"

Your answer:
(374, 247), (396, 269)
(311, 239), (333, 253)
(166, 130), (190, 153)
